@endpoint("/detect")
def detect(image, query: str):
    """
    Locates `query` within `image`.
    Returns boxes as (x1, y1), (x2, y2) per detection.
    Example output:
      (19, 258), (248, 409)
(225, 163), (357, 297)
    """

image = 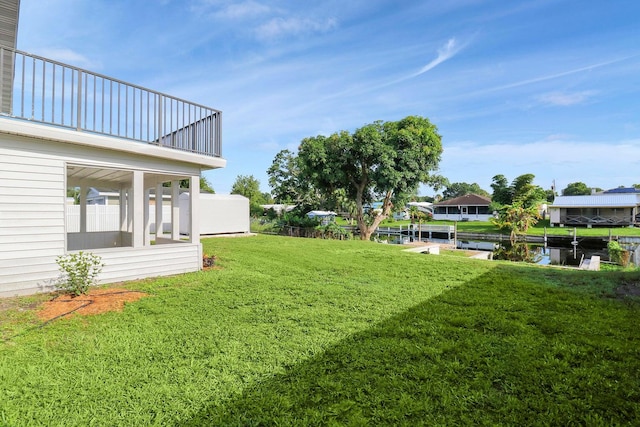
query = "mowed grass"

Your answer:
(0, 235), (639, 425)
